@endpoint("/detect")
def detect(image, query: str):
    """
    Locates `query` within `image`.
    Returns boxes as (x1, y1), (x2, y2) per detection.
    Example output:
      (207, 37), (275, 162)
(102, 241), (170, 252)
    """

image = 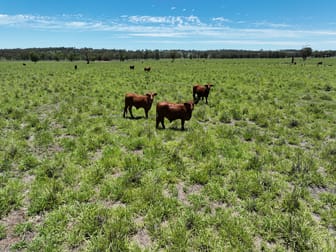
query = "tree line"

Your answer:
(0, 47), (334, 62)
